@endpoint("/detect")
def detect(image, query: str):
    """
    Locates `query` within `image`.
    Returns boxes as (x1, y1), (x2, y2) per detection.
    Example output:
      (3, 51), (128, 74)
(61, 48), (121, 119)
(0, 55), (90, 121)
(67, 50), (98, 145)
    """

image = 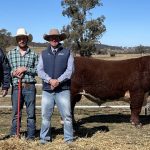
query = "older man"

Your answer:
(37, 28), (74, 144)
